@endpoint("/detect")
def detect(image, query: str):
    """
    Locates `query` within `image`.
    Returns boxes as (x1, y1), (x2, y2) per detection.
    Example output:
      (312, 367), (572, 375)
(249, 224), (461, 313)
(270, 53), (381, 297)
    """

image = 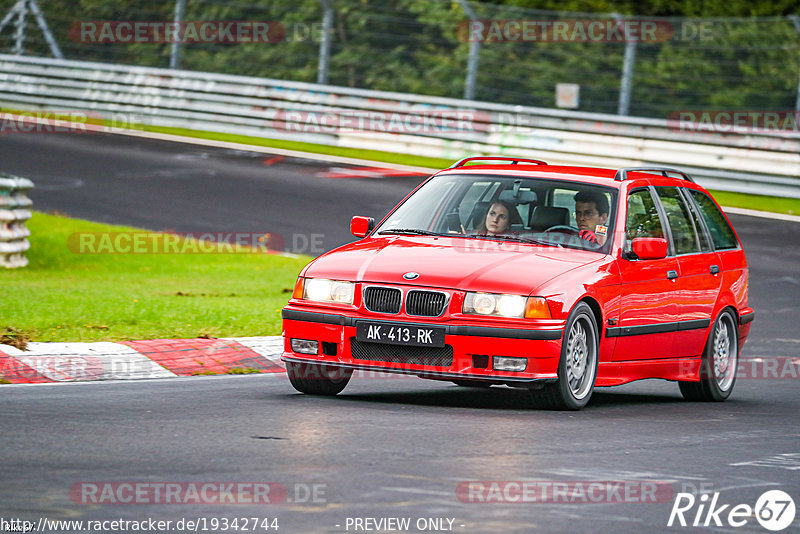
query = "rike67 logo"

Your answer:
(668, 490), (796, 531)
